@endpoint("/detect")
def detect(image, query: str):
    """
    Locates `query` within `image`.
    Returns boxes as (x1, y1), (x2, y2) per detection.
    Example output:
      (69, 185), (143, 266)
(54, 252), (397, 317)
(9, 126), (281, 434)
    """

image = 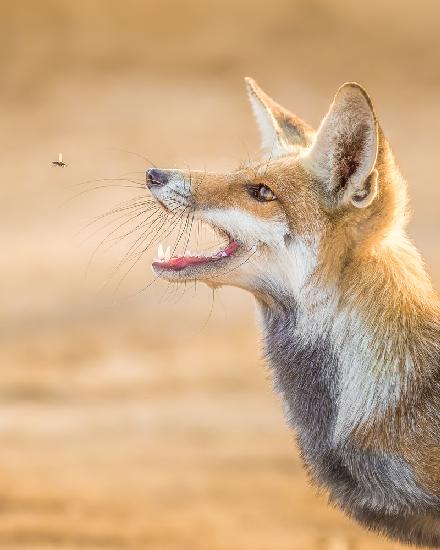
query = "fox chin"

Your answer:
(145, 78), (440, 547)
